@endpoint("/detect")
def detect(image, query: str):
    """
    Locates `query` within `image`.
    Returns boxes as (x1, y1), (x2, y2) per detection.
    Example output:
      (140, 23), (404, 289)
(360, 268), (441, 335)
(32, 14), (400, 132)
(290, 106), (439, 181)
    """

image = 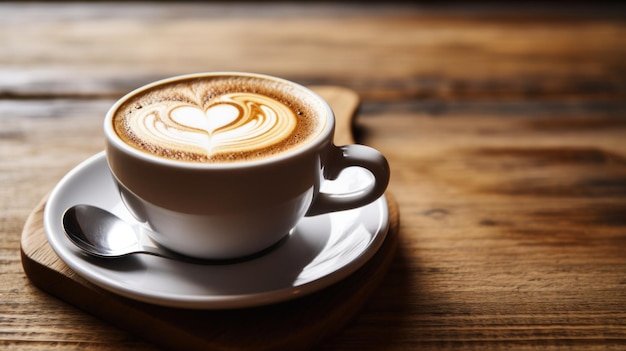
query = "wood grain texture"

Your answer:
(1, 3), (625, 101)
(332, 106), (626, 350)
(2, 2), (626, 351)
